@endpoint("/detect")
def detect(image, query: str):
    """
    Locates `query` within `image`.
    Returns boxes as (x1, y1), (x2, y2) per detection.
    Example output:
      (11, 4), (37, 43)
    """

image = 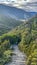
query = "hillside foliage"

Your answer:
(0, 15), (37, 65)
